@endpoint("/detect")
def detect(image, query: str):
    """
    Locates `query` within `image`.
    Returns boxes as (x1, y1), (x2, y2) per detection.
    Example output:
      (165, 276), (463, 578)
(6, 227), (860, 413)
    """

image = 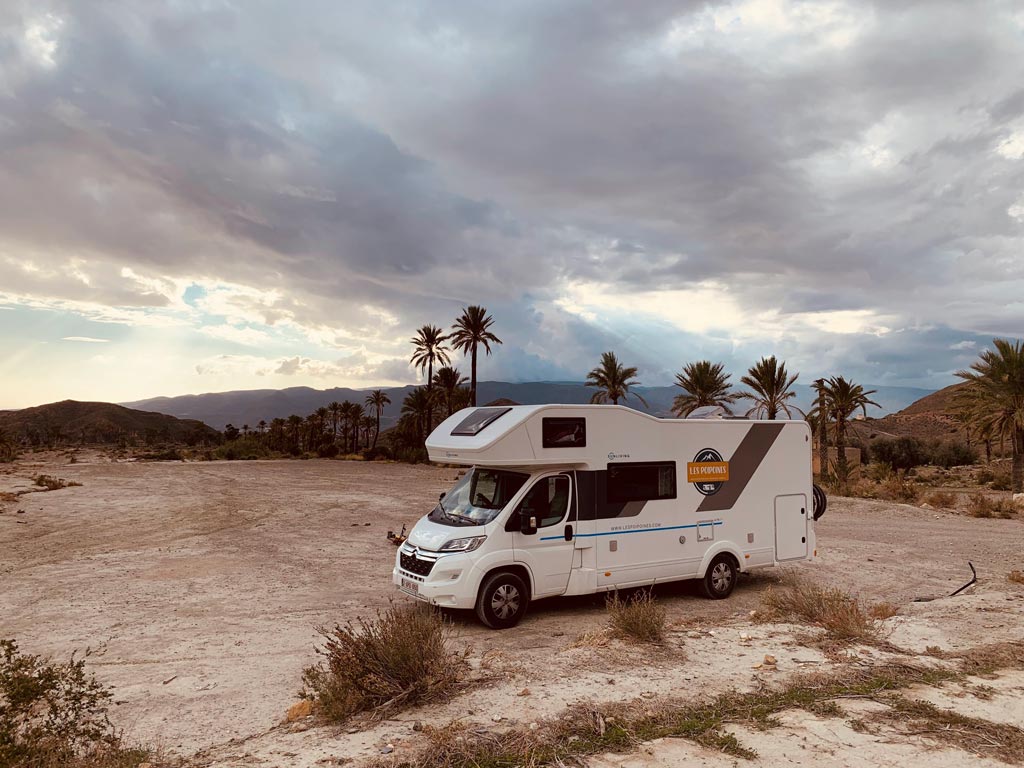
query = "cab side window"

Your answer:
(515, 476), (571, 528)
